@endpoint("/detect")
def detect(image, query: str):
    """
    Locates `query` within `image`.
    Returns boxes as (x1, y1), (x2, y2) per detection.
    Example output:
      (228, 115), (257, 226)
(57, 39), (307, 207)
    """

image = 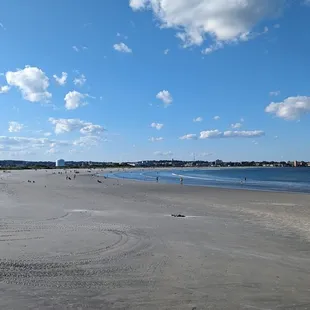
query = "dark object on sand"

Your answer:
(171, 214), (186, 218)
(97, 180), (102, 183)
